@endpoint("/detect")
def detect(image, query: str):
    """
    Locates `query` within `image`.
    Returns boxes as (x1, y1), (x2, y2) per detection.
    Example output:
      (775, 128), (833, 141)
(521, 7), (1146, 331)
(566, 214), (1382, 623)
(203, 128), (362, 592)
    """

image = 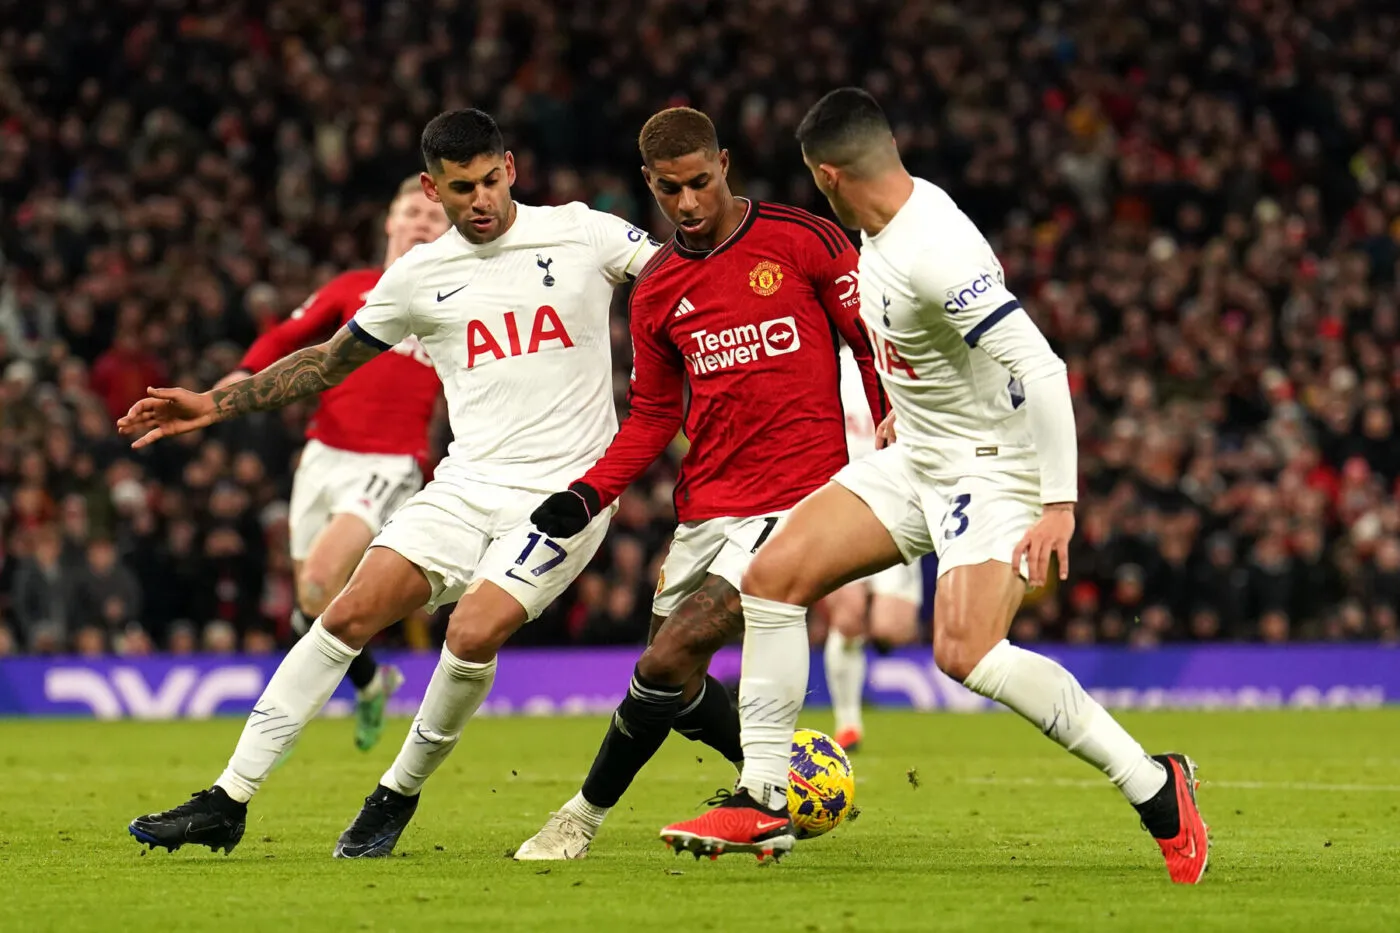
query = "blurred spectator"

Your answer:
(72, 538), (143, 638)
(203, 621), (239, 655)
(12, 526), (78, 651)
(167, 622), (197, 656)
